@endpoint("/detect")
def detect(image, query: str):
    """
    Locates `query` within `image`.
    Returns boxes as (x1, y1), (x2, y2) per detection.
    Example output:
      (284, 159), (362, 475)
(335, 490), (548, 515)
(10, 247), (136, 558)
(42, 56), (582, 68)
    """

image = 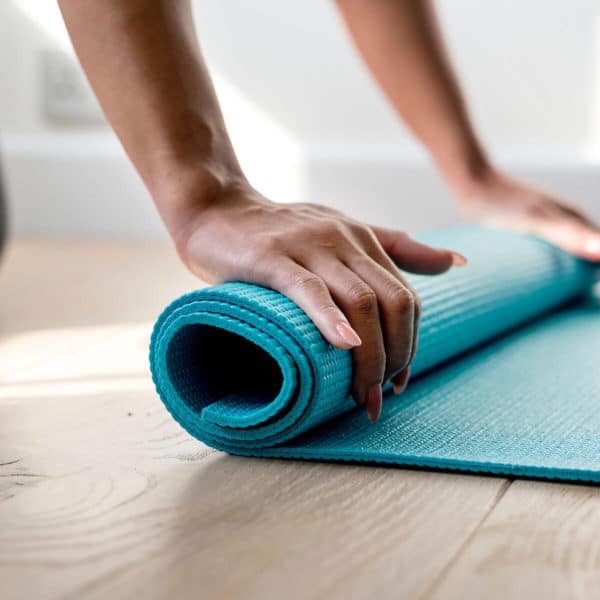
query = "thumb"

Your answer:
(371, 225), (467, 274)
